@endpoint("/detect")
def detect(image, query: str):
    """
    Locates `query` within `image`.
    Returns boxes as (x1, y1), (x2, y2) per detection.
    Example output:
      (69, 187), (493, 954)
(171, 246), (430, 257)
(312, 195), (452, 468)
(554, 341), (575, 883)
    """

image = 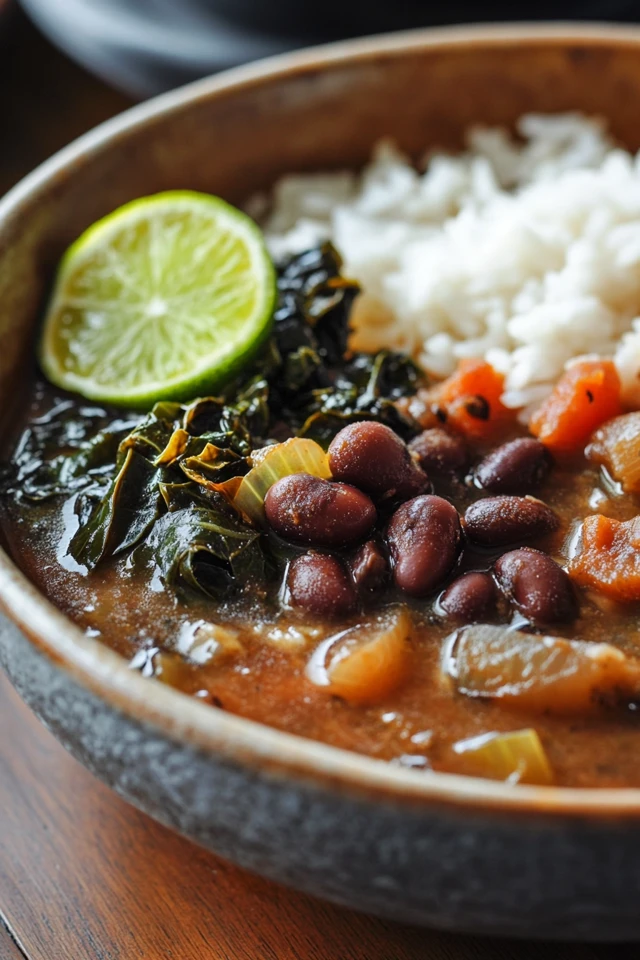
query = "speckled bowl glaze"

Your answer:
(3, 25), (640, 940)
